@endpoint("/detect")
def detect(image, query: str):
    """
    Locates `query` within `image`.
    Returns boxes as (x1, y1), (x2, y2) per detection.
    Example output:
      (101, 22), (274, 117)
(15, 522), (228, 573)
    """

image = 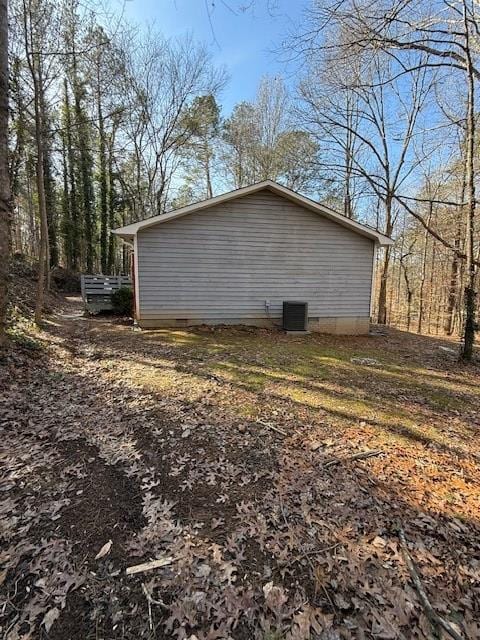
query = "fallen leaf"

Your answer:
(372, 536), (387, 548)
(263, 581), (288, 613)
(95, 539), (113, 560)
(196, 563), (211, 578)
(42, 607), (60, 632)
